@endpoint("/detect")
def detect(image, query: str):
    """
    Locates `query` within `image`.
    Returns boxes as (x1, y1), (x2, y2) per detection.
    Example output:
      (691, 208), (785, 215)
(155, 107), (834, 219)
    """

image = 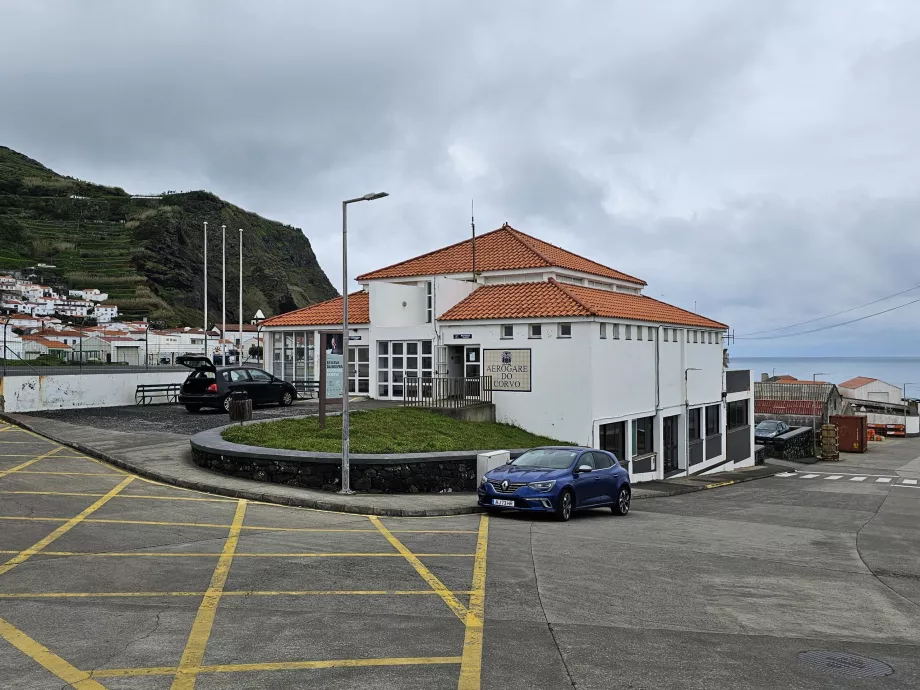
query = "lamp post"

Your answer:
(221, 224), (227, 365)
(238, 228), (243, 364)
(812, 372), (829, 456)
(203, 222), (208, 357)
(903, 383), (917, 401)
(340, 192), (389, 495)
